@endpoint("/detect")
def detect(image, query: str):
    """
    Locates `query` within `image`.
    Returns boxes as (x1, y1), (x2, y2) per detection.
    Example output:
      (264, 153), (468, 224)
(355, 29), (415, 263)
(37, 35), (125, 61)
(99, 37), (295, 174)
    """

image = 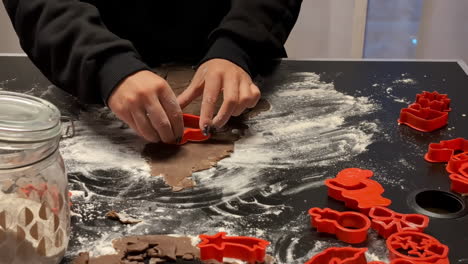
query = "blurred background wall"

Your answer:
(1, 0), (468, 63)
